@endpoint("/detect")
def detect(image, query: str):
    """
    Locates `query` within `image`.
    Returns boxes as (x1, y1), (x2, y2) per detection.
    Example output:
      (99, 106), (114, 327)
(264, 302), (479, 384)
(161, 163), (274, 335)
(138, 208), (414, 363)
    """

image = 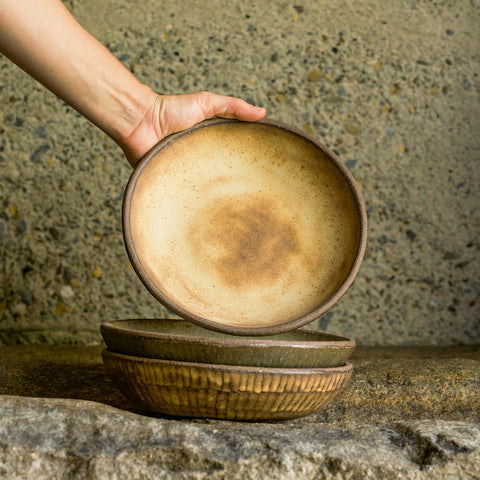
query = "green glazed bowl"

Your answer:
(100, 319), (355, 368)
